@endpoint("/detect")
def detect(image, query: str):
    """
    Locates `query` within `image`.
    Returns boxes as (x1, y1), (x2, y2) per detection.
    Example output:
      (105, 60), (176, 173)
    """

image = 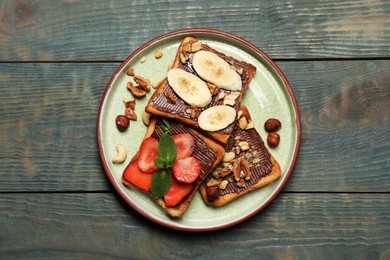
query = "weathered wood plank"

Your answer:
(0, 61), (389, 192)
(0, 193), (389, 259)
(0, 0), (389, 61)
